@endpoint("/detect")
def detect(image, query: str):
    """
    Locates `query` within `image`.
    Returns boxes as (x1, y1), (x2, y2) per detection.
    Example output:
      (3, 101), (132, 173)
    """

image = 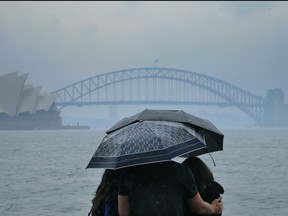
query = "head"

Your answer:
(96, 169), (119, 193)
(182, 156), (214, 193)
